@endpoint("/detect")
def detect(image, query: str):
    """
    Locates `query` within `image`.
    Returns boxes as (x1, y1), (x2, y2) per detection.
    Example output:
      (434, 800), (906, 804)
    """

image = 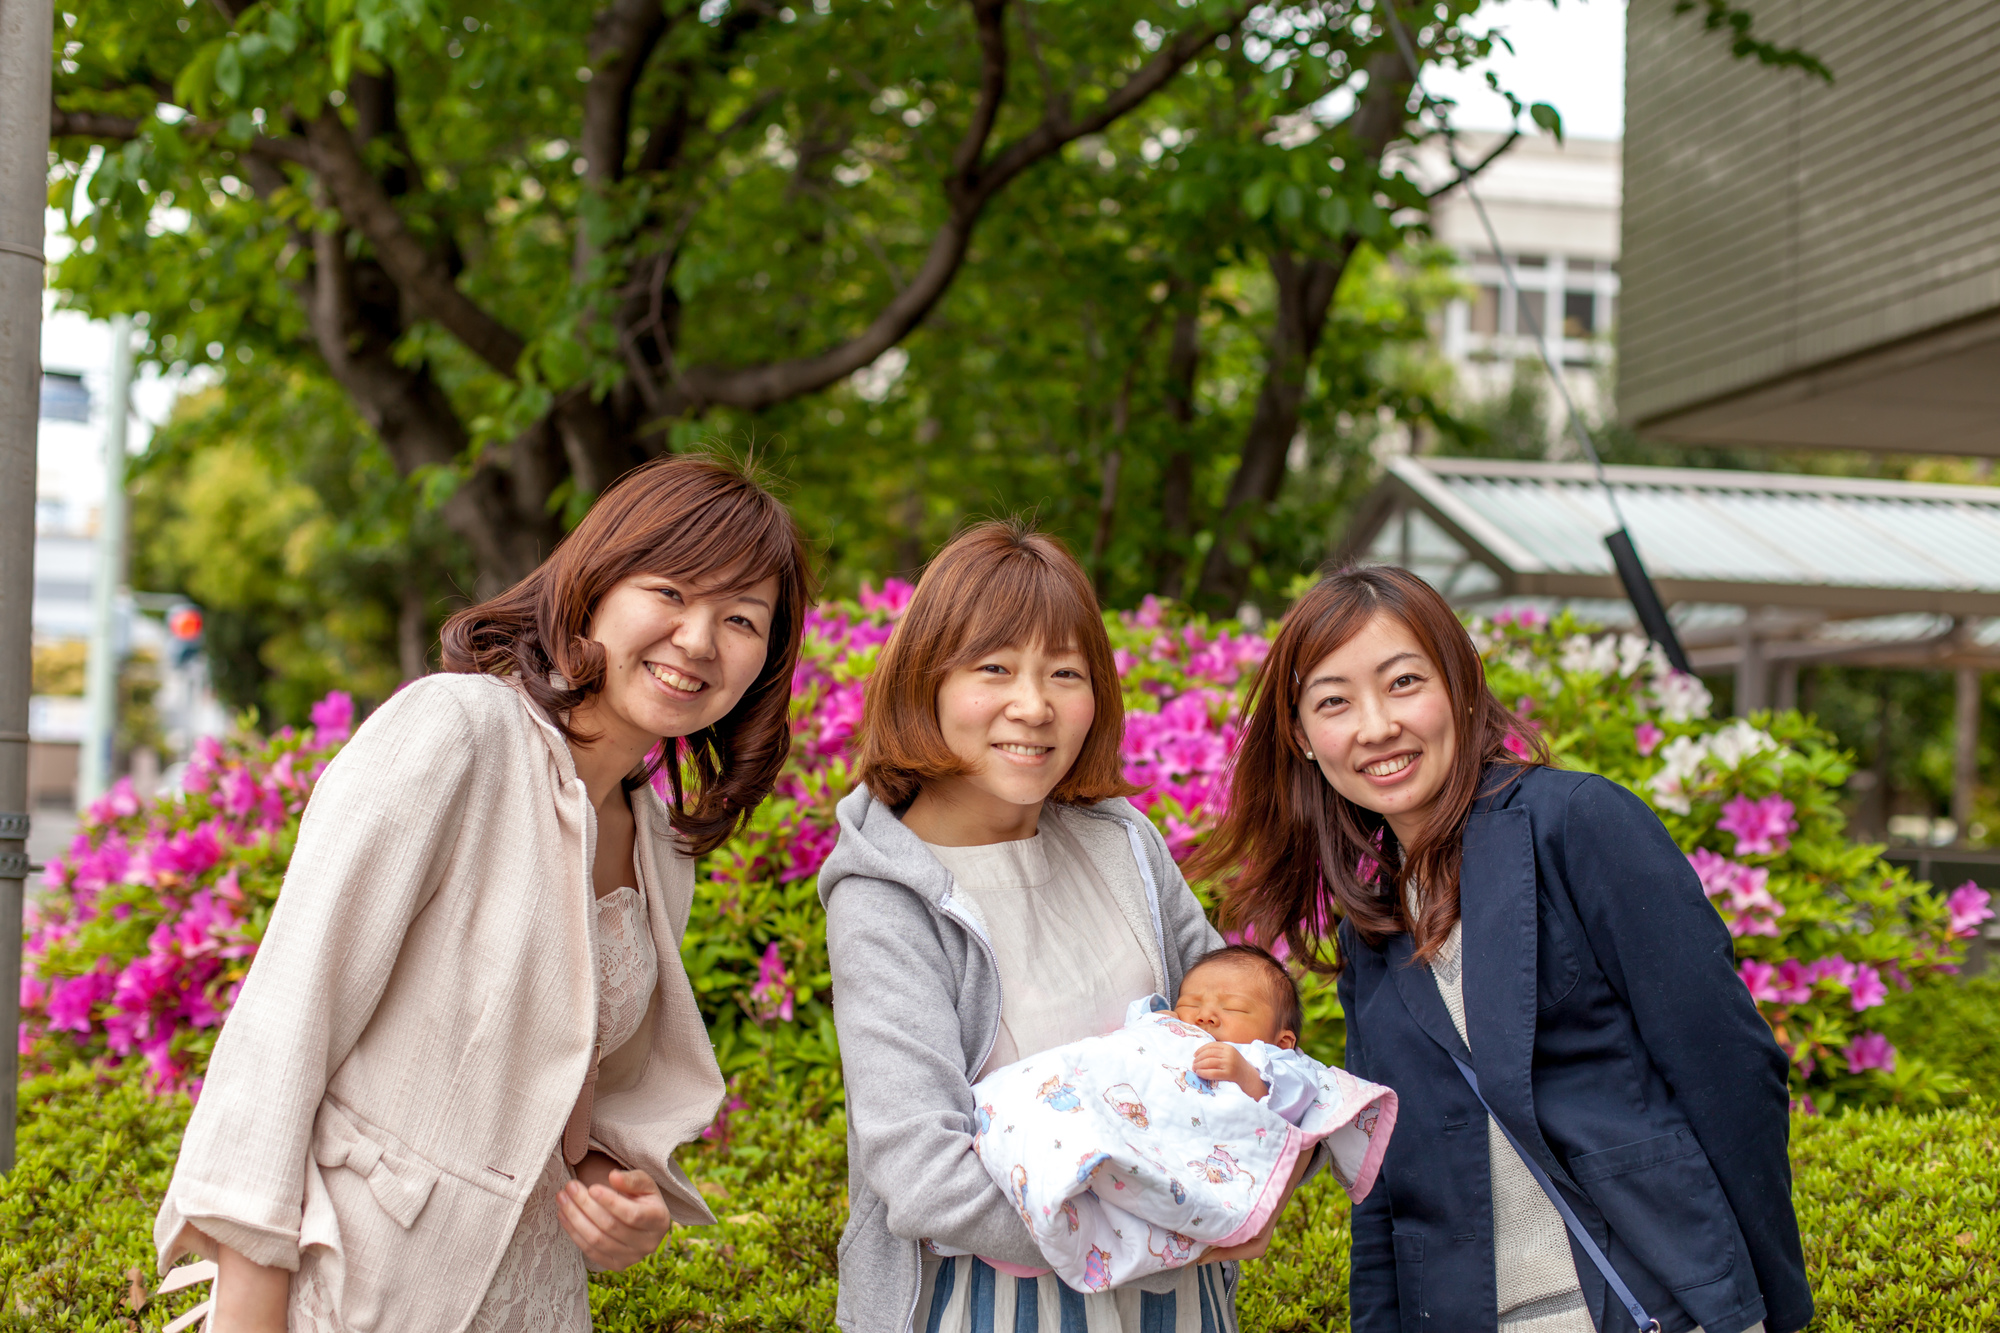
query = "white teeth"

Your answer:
(996, 744), (1050, 756)
(1363, 755), (1415, 778)
(647, 663), (704, 692)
